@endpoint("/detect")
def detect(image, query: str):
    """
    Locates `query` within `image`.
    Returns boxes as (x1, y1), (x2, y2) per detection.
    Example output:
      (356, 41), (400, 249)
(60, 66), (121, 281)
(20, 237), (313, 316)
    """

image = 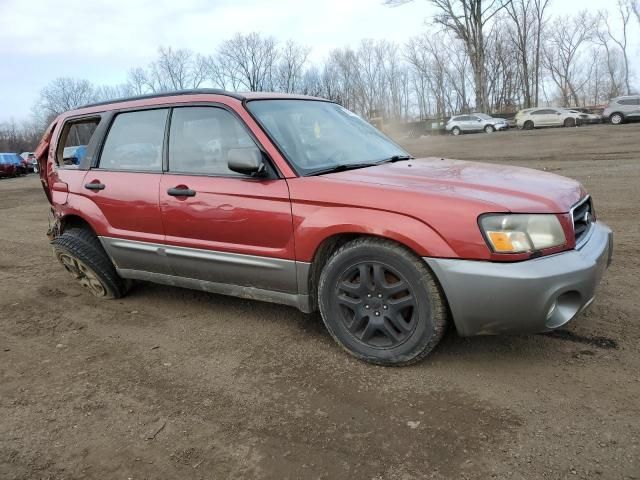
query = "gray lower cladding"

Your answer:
(425, 222), (613, 337)
(99, 237), (312, 312)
